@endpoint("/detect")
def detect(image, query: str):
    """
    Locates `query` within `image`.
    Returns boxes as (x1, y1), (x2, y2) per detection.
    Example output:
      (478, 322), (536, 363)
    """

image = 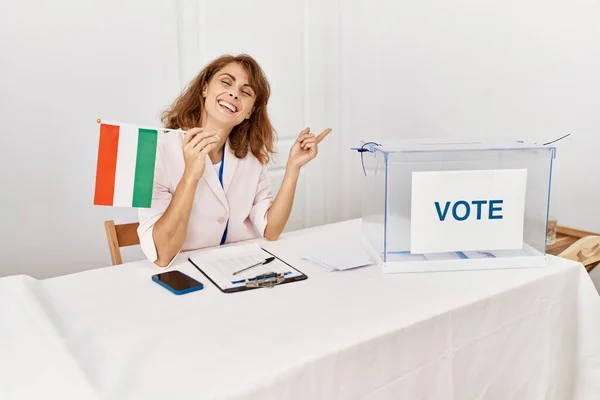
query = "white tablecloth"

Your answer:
(1, 219), (599, 400)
